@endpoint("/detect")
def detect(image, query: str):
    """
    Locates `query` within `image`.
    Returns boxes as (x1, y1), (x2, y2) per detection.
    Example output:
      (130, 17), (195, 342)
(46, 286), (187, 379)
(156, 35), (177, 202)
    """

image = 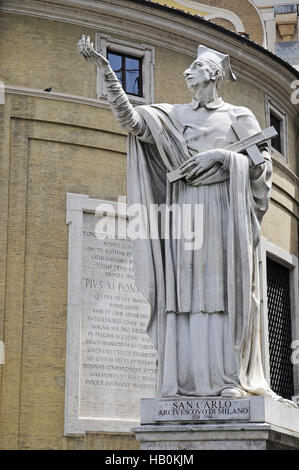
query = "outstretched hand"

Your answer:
(78, 34), (110, 69)
(180, 149), (226, 182)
